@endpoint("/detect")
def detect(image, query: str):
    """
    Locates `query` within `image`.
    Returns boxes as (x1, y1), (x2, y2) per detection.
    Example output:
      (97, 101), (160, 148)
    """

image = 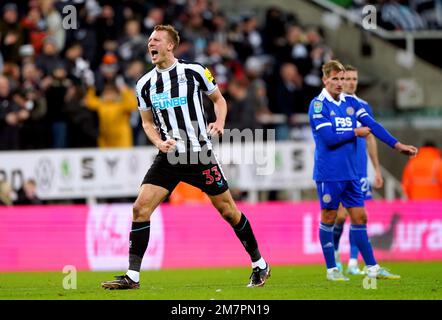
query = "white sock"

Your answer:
(126, 270), (139, 282)
(252, 257), (267, 269)
(348, 258), (358, 268)
(366, 264), (380, 270)
(327, 267), (338, 274)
